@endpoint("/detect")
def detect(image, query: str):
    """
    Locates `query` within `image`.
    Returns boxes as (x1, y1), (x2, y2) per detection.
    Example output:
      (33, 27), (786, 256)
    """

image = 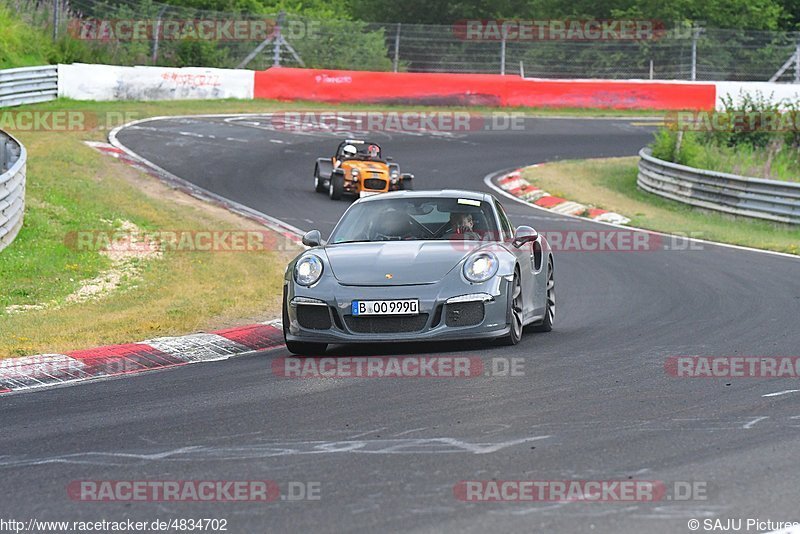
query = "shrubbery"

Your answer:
(650, 92), (800, 181)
